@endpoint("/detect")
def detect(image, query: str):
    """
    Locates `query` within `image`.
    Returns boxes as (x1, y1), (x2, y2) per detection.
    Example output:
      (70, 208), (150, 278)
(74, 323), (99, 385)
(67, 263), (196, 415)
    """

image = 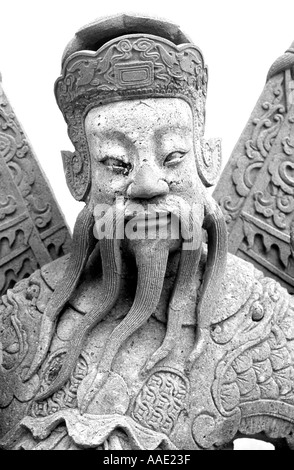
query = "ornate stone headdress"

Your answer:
(55, 14), (220, 201)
